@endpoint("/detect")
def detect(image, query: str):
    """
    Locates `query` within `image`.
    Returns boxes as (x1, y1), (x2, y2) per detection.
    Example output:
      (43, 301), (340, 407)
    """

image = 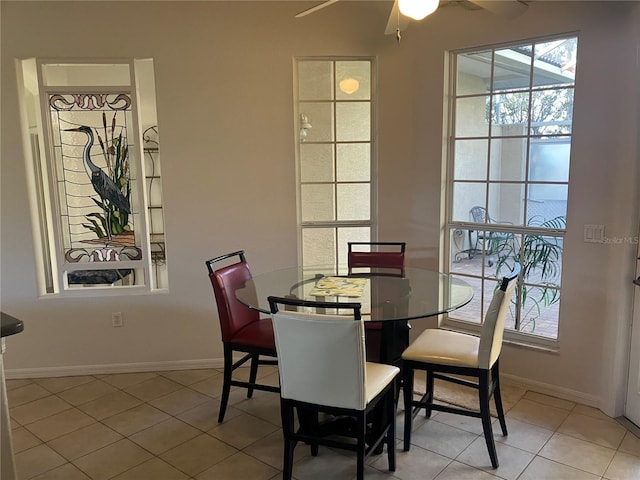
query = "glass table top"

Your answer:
(236, 265), (473, 322)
